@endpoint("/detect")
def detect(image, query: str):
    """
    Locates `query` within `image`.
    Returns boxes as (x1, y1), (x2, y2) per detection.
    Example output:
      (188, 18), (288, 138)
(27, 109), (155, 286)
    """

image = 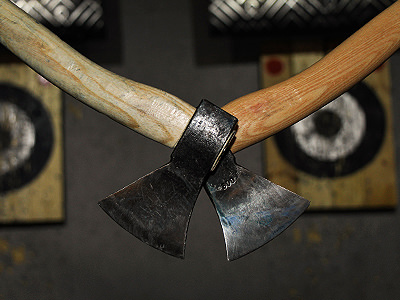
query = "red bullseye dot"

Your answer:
(265, 58), (284, 75)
